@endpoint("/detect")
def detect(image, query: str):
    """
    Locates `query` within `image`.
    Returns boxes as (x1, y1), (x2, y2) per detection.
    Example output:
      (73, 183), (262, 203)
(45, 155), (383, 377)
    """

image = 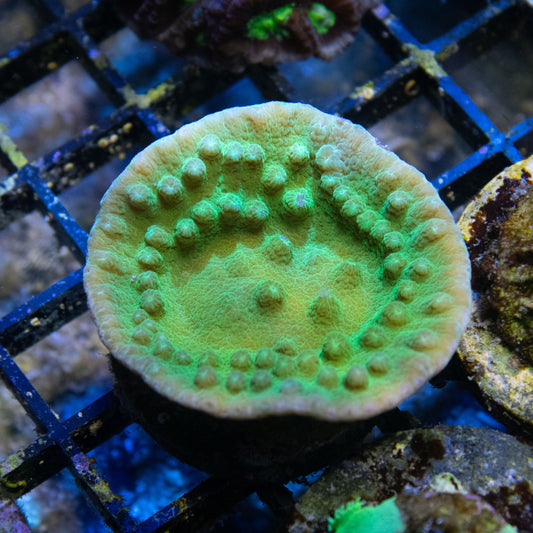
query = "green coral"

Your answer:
(329, 494), (519, 533)
(247, 4), (294, 41)
(85, 102), (471, 421)
(247, 3), (336, 41)
(329, 497), (405, 533)
(309, 3), (336, 34)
